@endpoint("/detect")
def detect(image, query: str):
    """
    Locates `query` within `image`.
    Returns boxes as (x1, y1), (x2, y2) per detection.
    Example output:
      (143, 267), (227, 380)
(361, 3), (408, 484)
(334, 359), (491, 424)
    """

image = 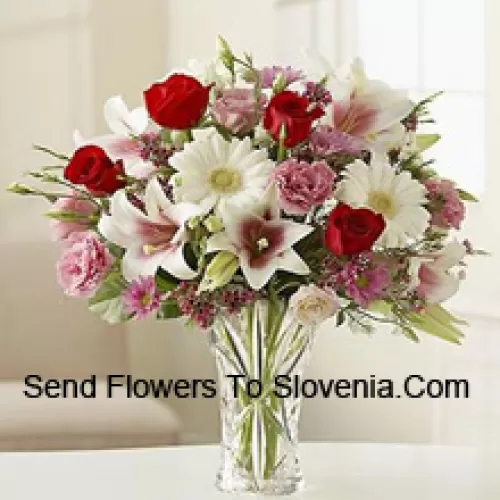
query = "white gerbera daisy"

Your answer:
(169, 130), (275, 218)
(335, 159), (430, 247)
